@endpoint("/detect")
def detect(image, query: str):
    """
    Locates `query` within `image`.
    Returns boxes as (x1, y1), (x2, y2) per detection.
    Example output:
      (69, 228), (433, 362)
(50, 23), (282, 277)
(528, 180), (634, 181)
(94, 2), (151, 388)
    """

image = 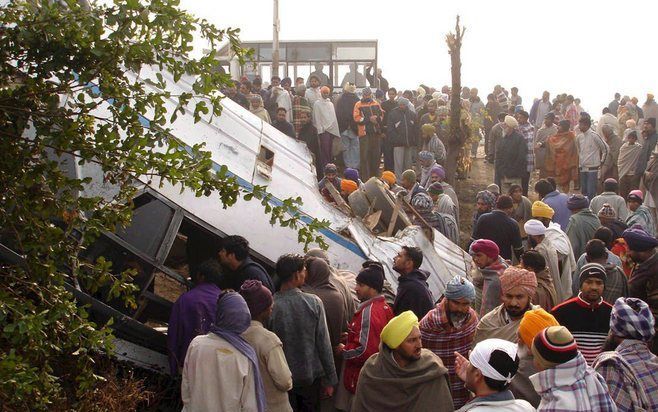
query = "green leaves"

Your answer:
(0, 0), (329, 408)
